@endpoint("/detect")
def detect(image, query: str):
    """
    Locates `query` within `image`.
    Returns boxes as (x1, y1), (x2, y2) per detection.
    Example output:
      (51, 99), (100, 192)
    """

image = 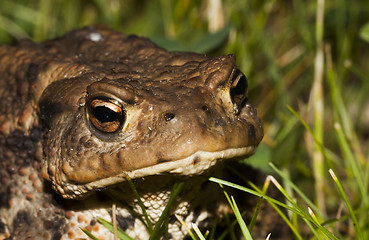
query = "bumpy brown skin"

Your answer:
(0, 26), (285, 240)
